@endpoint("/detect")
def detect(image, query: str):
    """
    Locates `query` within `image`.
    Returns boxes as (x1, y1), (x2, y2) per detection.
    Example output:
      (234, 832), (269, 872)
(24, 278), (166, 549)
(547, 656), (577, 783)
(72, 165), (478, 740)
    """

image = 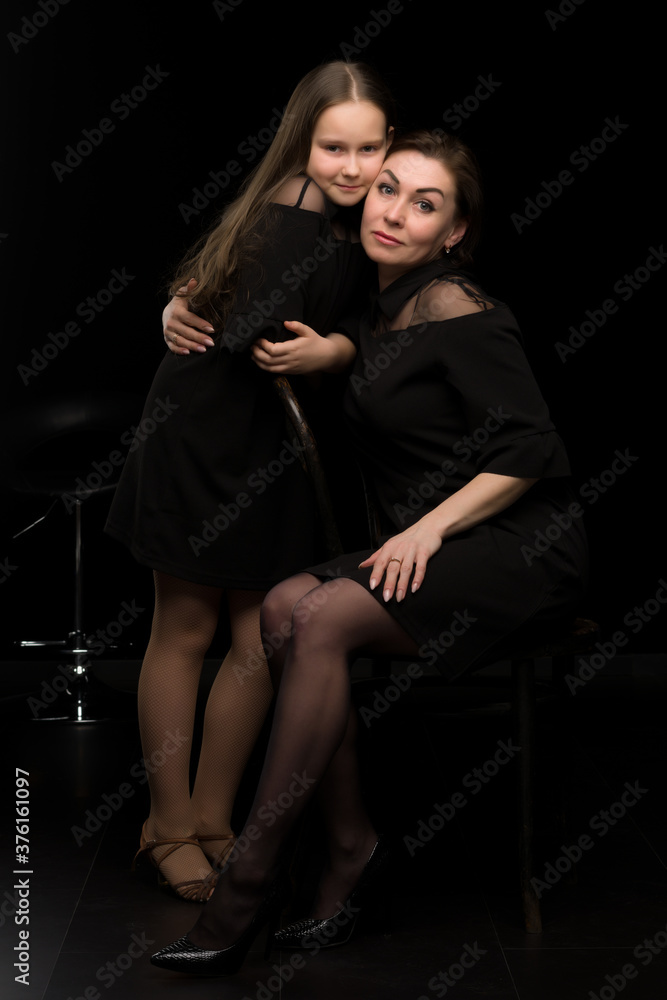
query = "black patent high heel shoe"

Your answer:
(273, 837), (391, 950)
(150, 871), (288, 976)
